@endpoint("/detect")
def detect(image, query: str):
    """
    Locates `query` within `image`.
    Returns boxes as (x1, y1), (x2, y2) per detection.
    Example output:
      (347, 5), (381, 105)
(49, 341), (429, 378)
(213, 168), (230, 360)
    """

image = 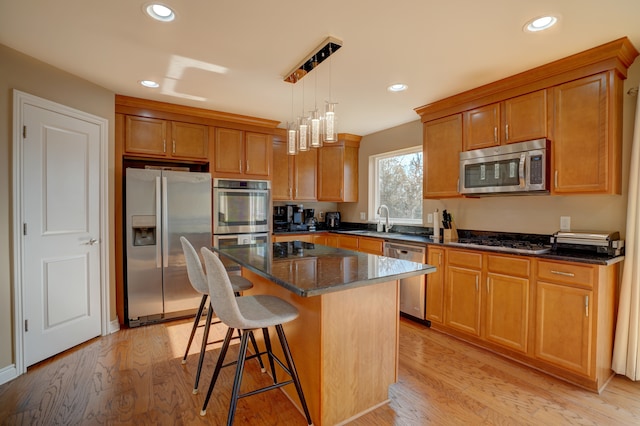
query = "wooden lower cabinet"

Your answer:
(313, 233), (338, 247)
(485, 255), (530, 354)
(436, 247), (619, 392)
(445, 249), (482, 336)
(425, 247), (445, 324)
(357, 236), (383, 255)
(272, 233), (314, 243)
(336, 234), (359, 251)
(535, 281), (591, 375)
(532, 258), (617, 392)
